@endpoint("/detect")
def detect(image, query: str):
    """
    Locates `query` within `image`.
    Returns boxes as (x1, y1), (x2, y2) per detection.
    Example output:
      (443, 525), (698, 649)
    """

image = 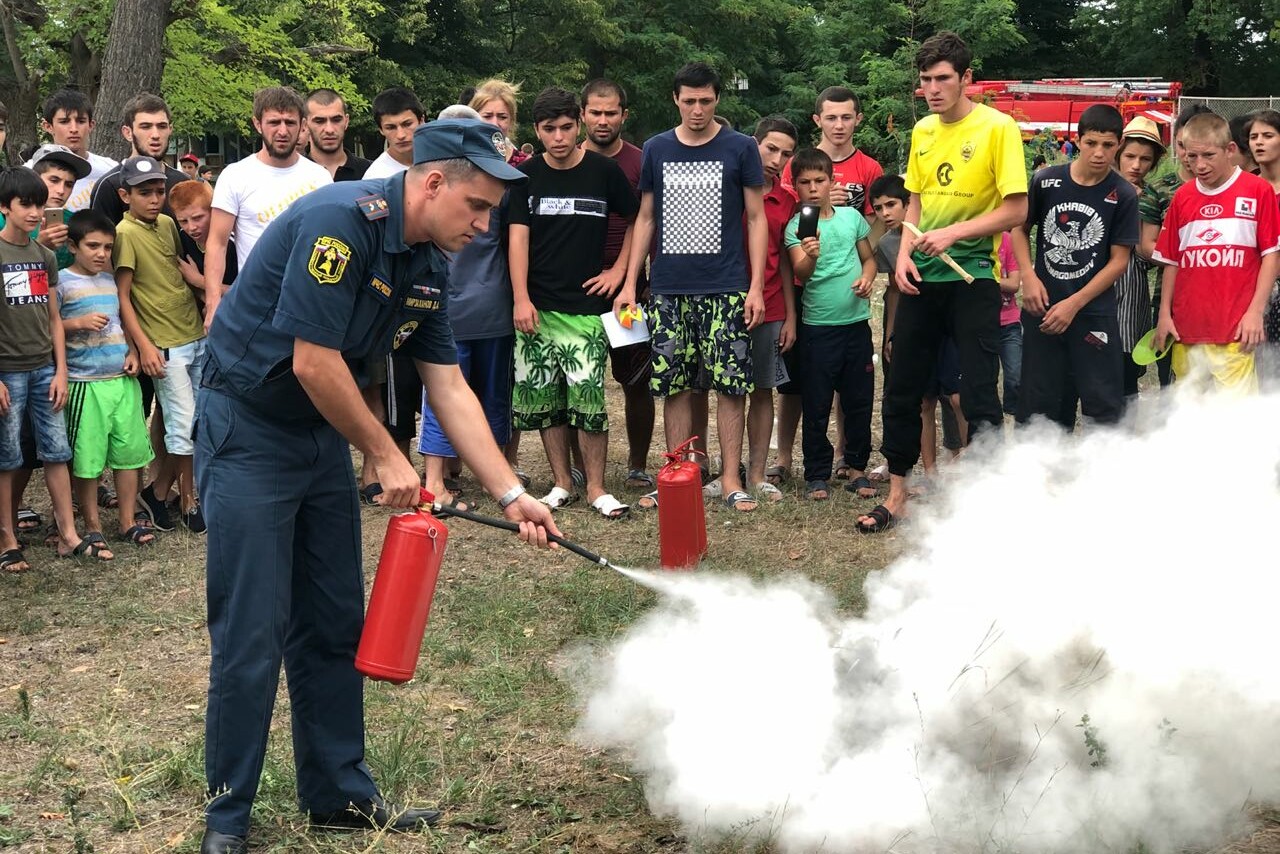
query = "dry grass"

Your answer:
(0, 366), (909, 854)
(4, 291), (1267, 853)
